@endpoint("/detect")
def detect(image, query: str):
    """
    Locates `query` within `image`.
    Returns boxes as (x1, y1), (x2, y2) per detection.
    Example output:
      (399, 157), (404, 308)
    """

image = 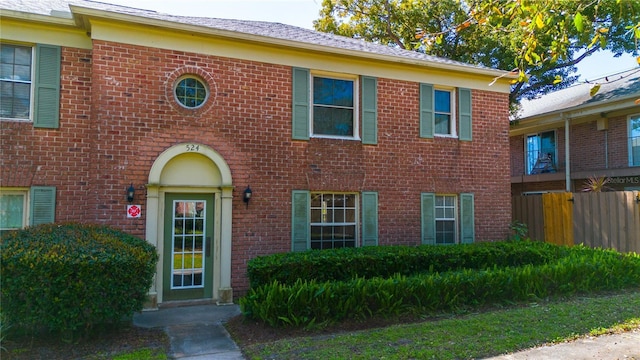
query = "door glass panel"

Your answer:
(172, 200), (206, 289)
